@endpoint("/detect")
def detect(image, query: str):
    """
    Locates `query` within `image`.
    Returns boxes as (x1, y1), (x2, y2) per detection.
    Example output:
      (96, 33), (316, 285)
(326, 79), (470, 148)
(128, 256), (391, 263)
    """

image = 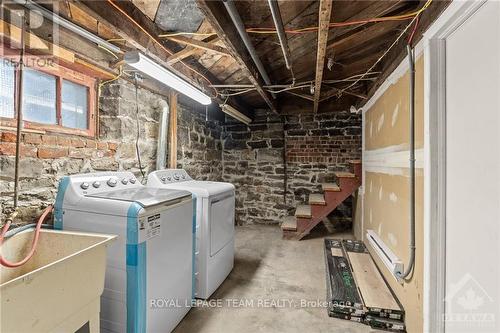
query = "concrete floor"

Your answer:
(174, 224), (376, 333)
